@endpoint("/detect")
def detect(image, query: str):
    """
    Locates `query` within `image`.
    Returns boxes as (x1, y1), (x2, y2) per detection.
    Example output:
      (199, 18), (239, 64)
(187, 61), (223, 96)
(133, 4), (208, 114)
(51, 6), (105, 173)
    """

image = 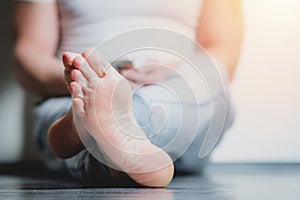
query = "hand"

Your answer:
(119, 61), (178, 89)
